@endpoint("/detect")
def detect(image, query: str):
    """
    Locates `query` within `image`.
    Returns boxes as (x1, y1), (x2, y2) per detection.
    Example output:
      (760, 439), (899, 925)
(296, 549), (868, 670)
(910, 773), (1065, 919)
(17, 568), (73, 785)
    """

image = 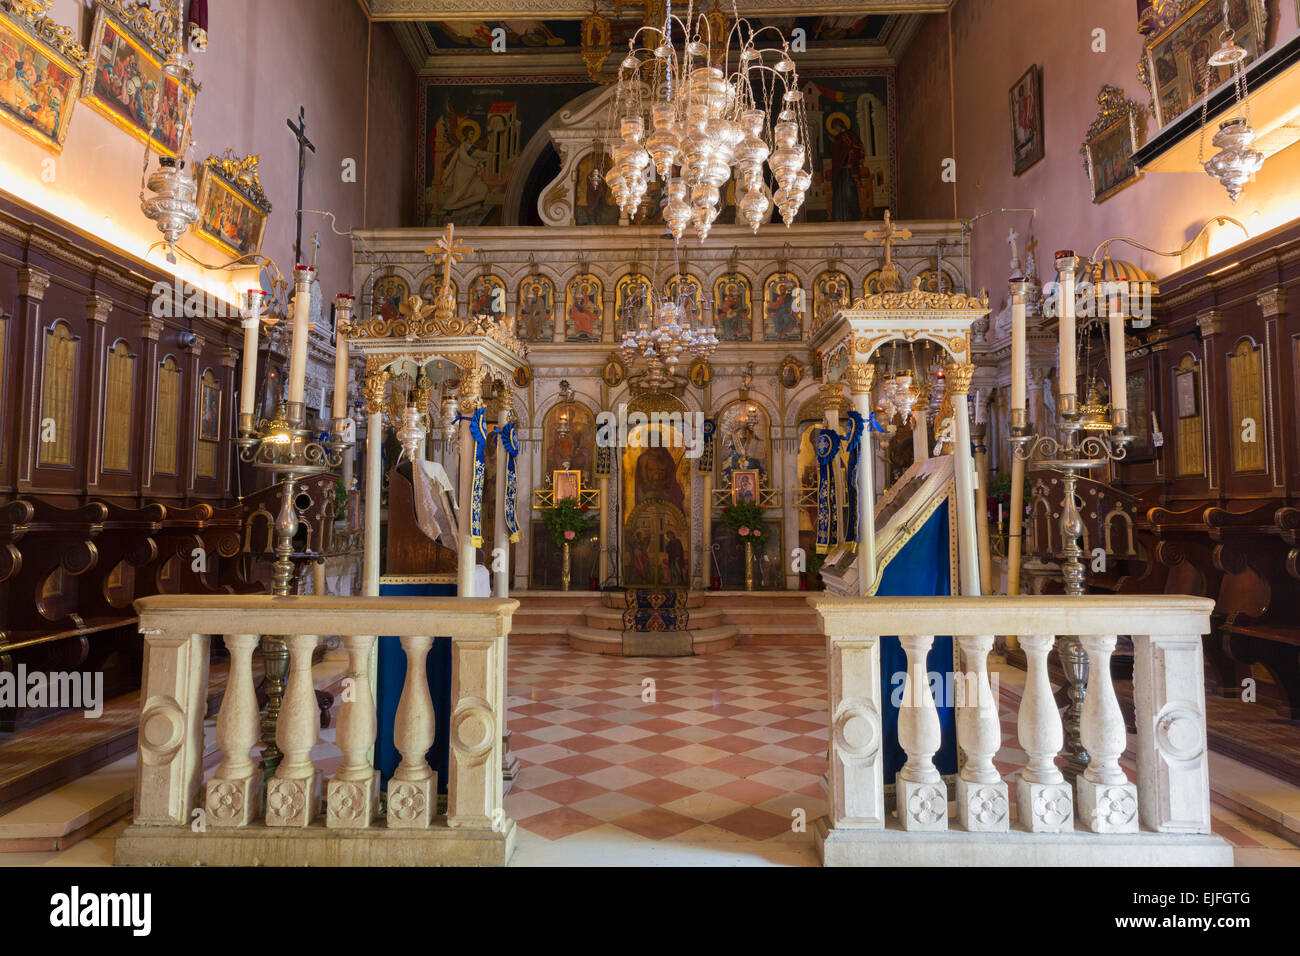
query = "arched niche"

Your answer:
(715, 399), (772, 497)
